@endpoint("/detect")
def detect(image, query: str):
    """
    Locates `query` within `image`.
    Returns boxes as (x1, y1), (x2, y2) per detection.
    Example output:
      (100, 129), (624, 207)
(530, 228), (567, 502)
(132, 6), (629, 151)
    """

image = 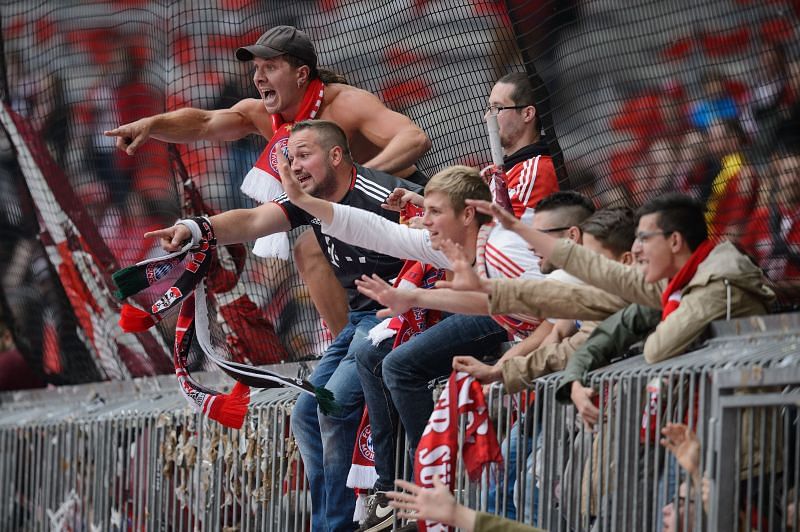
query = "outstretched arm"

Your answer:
(104, 99), (263, 155)
(434, 240), (492, 294)
(467, 199), (559, 261)
(388, 476), (475, 531)
(660, 423), (701, 482)
(355, 274), (490, 318)
(145, 202), (292, 252)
